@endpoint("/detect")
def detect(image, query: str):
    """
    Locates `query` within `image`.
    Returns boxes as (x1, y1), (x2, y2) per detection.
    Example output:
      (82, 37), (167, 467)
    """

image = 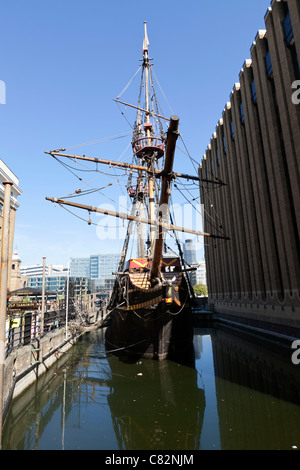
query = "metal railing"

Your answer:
(5, 308), (69, 358)
(5, 294), (101, 358)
